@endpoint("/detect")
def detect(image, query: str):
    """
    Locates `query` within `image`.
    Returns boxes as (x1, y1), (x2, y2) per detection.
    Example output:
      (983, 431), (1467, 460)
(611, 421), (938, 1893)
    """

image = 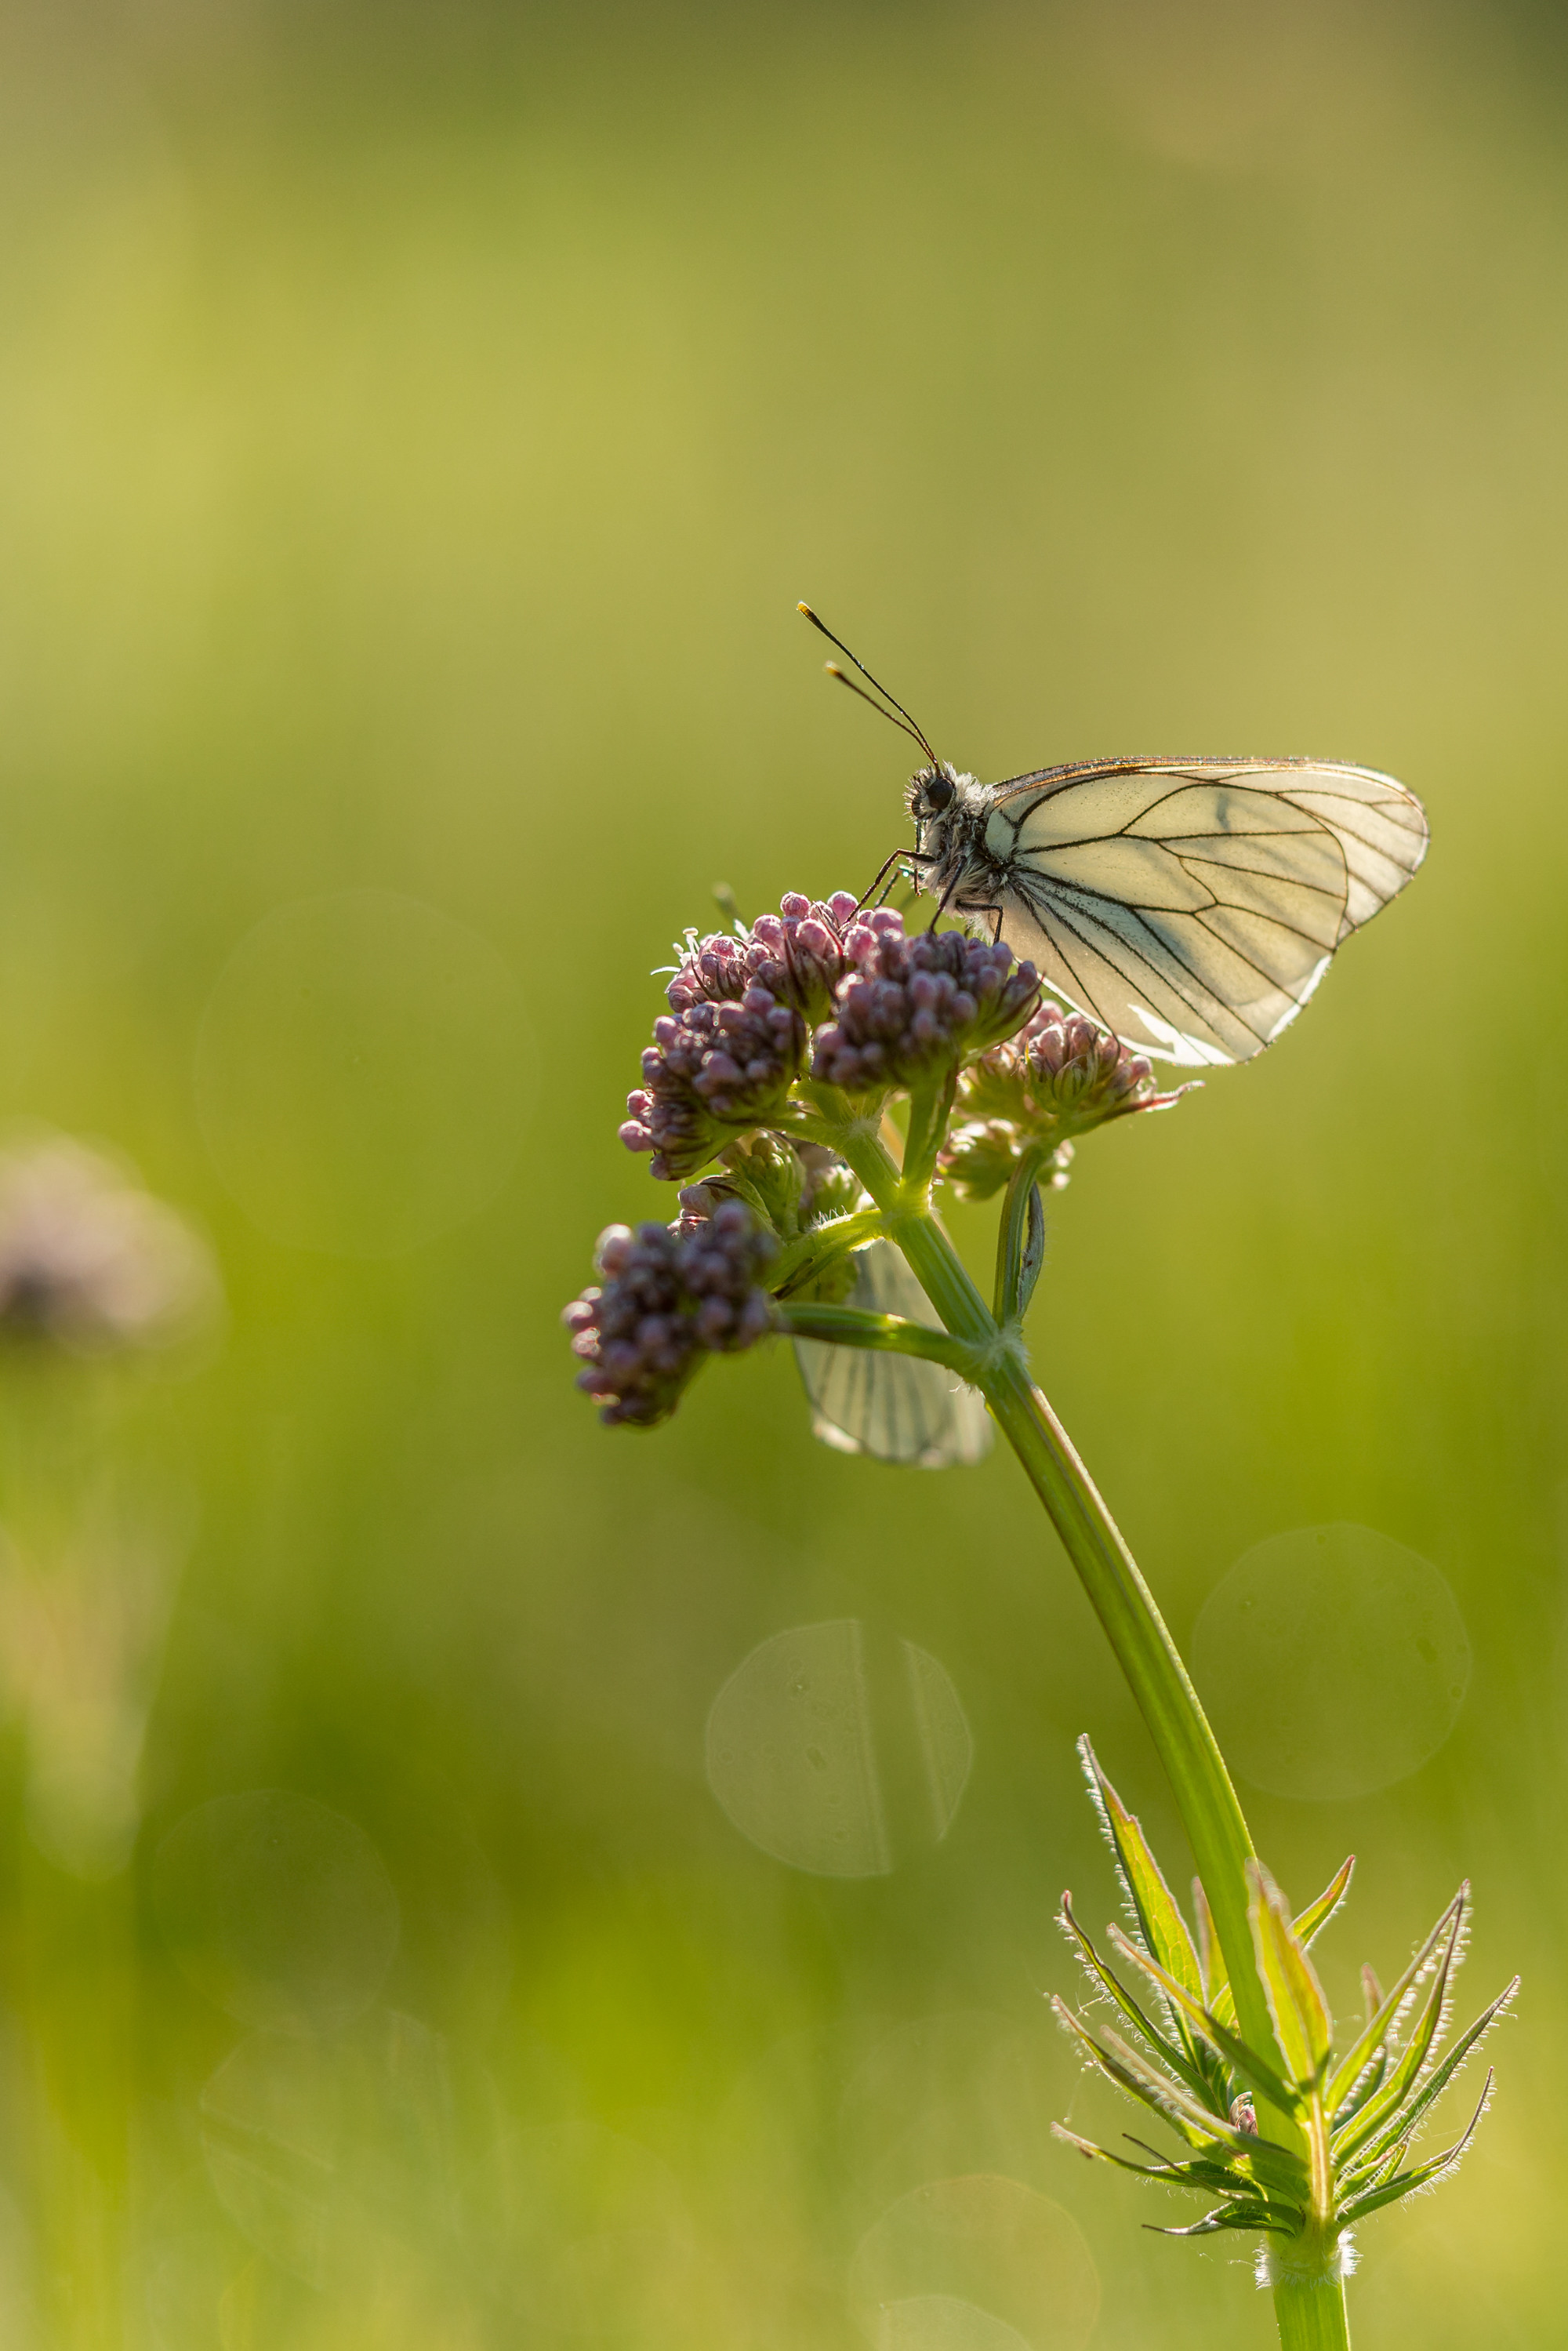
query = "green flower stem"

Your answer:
(901, 1068), (959, 1198)
(1271, 2258), (1353, 2351)
(776, 1301), (978, 1375)
(822, 1110), (1299, 2151)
